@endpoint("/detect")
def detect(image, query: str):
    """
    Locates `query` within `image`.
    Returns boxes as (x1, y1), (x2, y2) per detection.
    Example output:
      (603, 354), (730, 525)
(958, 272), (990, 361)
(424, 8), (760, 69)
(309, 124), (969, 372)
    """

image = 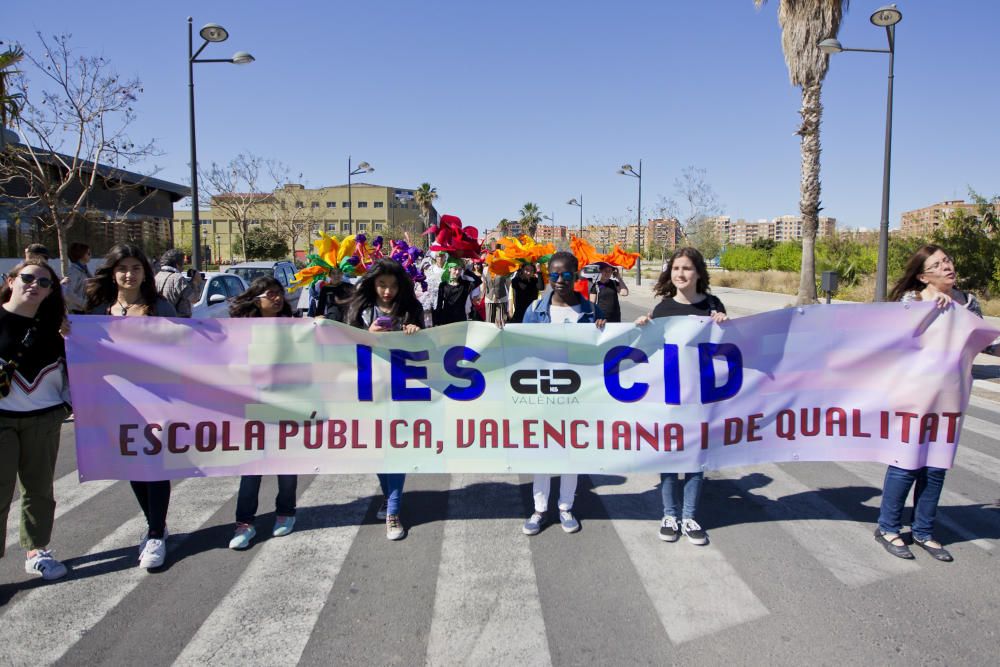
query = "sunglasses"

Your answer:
(256, 290), (284, 300)
(549, 271), (577, 284)
(18, 273), (54, 289)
